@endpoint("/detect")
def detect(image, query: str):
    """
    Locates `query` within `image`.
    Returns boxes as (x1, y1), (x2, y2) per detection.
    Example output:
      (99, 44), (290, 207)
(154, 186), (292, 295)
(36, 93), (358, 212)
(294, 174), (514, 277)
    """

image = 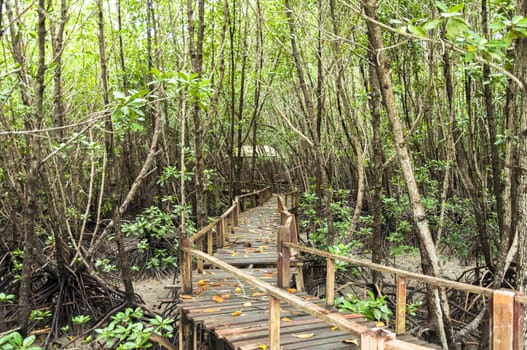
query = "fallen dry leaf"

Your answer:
(212, 295), (224, 303)
(203, 308), (221, 313)
(258, 345), (268, 350)
(180, 295), (193, 300)
(287, 288), (297, 293)
(221, 294), (231, 299)
(342, 339), (359, 345)
(252, 292), (266, 297)
(197, 279), (208, 286)
(210, 282), (222, 287)
(281, 317), (292, 322)
(376, 321), (385, 327)
(243, 302), (253, 307)
(234, 287), (242, 293)
(331, 326), (338, 331)
(231, 310), (242, 316)
(292, 333), (314, 339)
